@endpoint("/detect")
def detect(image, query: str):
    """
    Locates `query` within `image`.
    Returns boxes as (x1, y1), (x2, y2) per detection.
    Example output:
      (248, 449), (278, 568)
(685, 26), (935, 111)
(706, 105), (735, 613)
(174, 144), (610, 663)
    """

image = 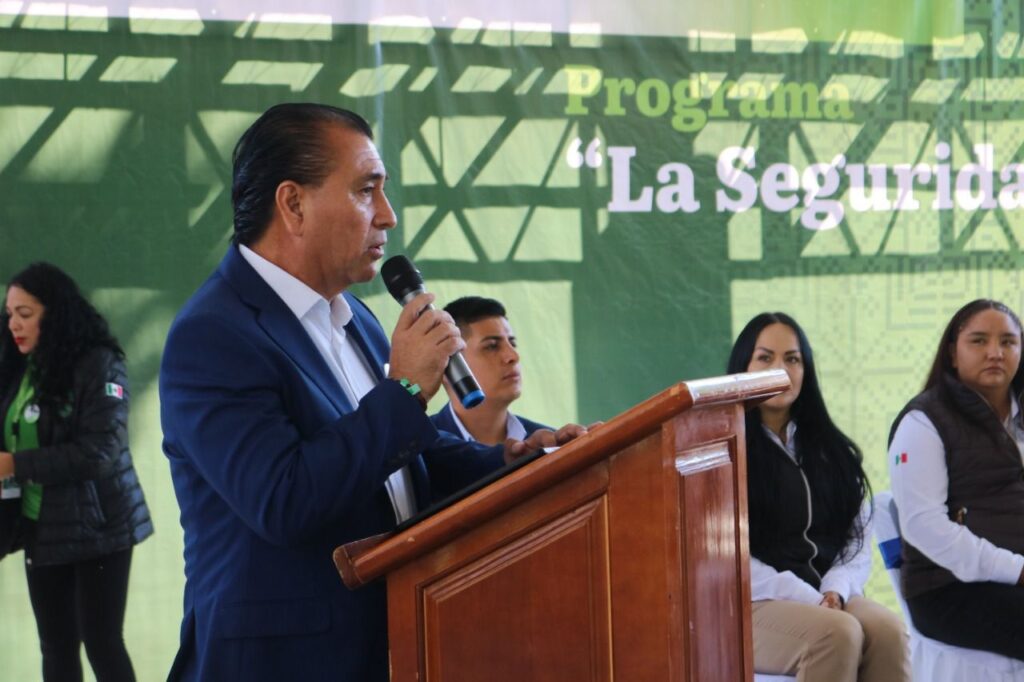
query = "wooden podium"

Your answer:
(335, 370), (789, 682)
